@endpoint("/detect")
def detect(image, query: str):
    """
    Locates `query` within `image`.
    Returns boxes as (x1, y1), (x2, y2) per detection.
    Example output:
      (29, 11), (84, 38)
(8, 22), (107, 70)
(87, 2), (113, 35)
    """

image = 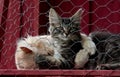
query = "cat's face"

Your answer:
(49, 8), (84, 41)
